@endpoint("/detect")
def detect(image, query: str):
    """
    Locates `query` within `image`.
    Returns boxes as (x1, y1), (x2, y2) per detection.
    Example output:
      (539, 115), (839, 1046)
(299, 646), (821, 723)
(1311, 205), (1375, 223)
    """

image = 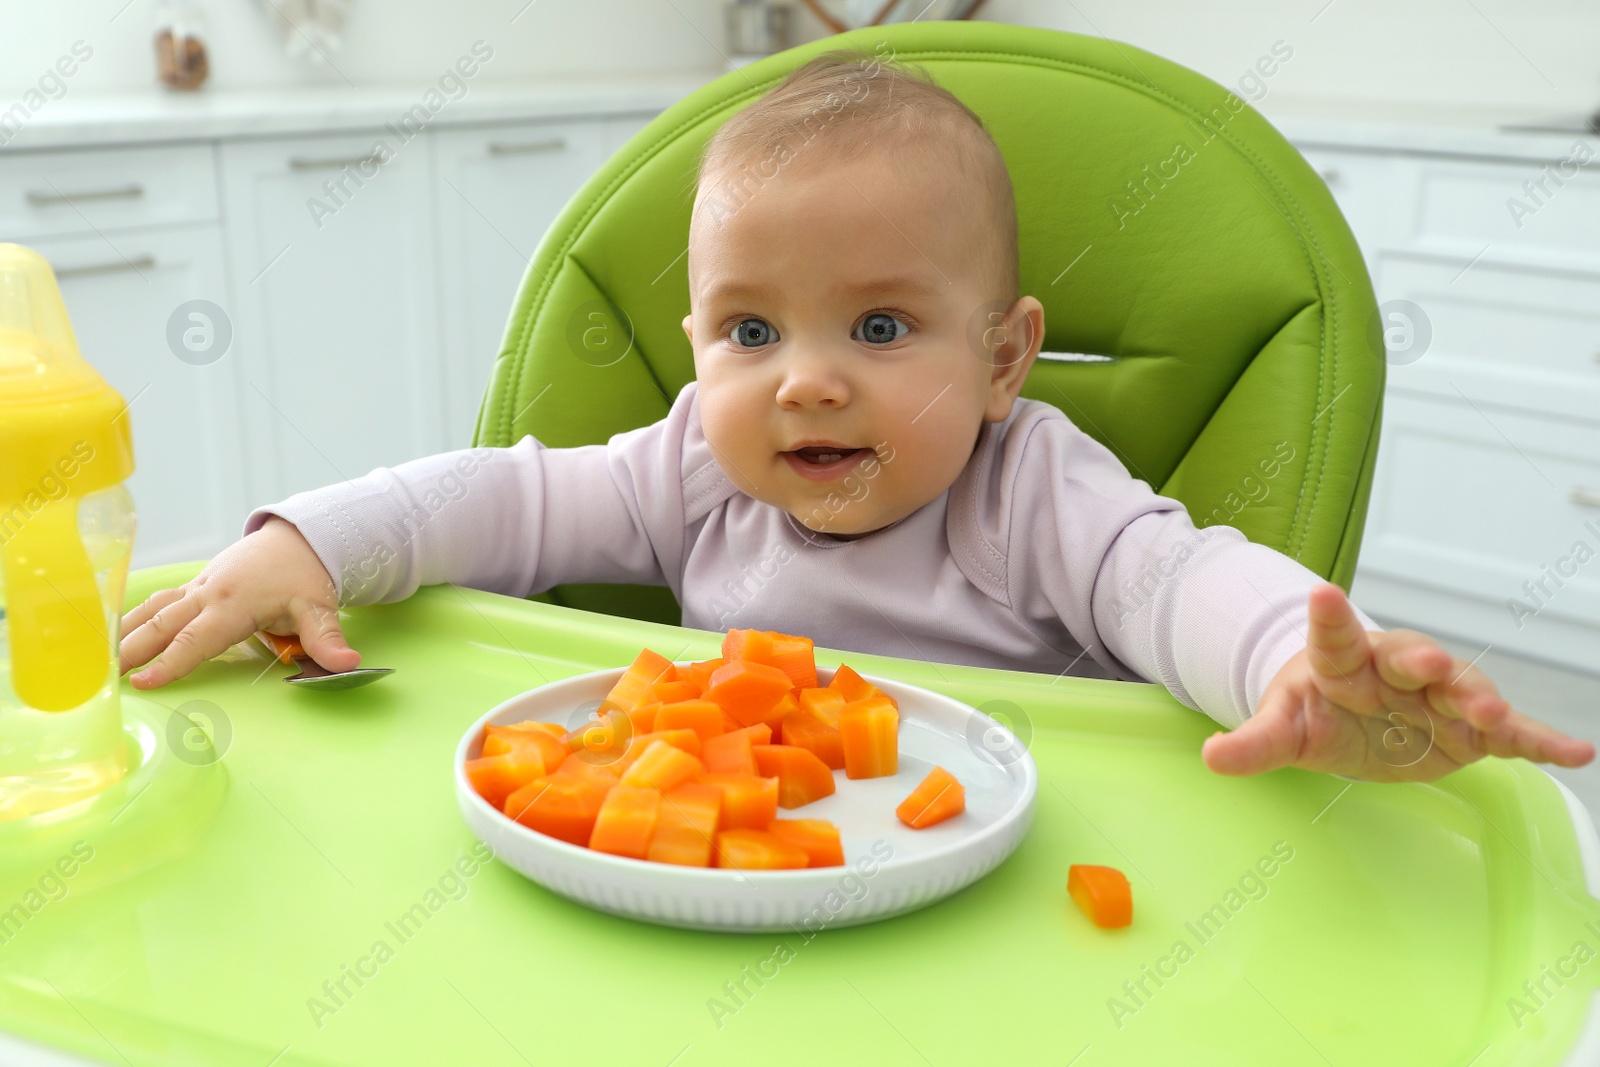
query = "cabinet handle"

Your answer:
(26, 183), (144, 207)
(487, 137), (567, 156)
(288, 154), (382, 171)
(53, 255), (156, 279)
(1573, 488), (1600, 509)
